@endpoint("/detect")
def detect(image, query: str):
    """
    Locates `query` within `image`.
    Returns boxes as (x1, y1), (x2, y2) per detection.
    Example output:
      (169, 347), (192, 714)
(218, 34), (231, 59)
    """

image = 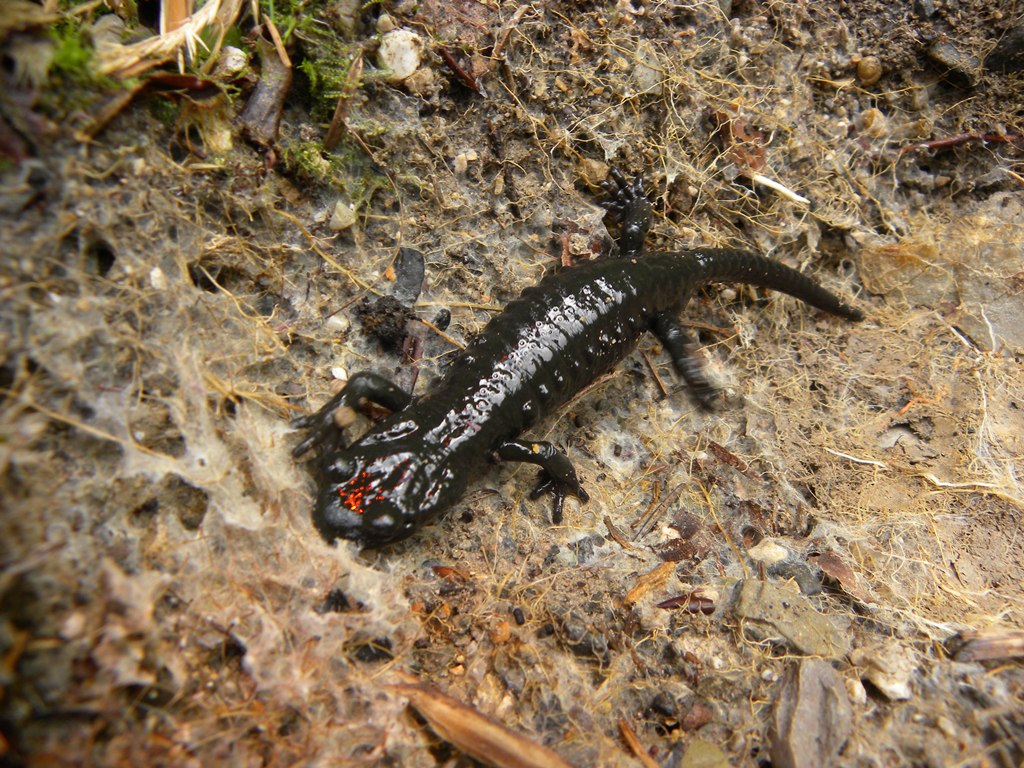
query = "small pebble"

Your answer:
(378, 29), (424, 82)
(149, 266), (167, 291)
(213, 46), (247, 78)
(404, 66), (438, 96)
(859, 107), (889, 137)
(329, 201), (356, 231)
(453, 149), (478, 174)
(91, 13), (125, 50)
(60, 611), (87, 640)
(845, 676), (867, 706)
(325, 313), (350, 334)
(914, 0), (936, 17)
(927, 39), (981, 87)
(747, 539), (790, 566)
